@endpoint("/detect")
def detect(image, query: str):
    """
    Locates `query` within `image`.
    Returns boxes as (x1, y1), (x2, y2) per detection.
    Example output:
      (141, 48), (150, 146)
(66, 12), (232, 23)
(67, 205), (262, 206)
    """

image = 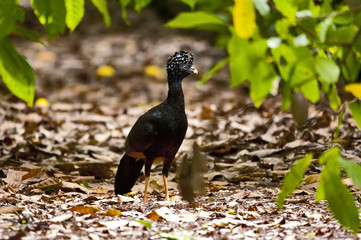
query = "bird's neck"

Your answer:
(166, 76), (185, 109)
